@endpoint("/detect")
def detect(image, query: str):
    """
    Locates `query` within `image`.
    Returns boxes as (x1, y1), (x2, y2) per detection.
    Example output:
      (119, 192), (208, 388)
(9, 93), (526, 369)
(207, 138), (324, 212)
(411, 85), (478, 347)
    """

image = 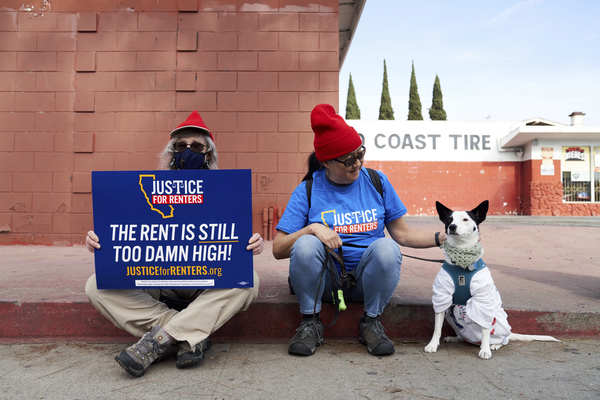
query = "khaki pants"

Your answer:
(85, 270), (259, 350)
